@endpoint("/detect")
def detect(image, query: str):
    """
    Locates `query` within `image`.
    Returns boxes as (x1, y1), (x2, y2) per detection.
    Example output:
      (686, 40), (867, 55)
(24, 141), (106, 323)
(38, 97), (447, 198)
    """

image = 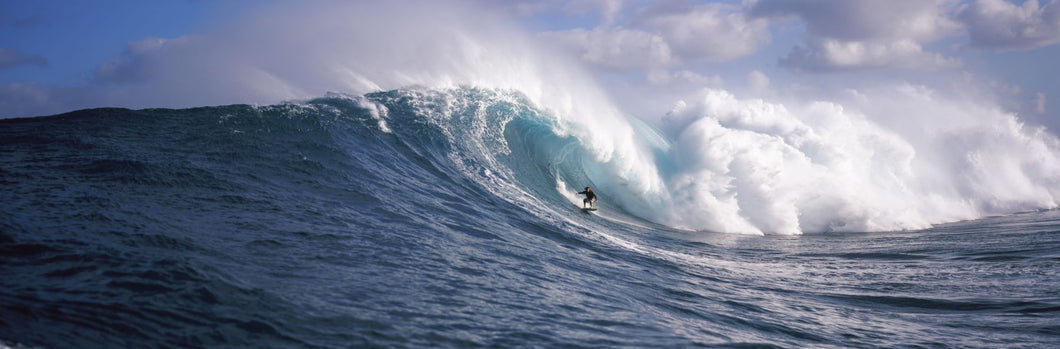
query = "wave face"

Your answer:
(3, 87), (1060, 348)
